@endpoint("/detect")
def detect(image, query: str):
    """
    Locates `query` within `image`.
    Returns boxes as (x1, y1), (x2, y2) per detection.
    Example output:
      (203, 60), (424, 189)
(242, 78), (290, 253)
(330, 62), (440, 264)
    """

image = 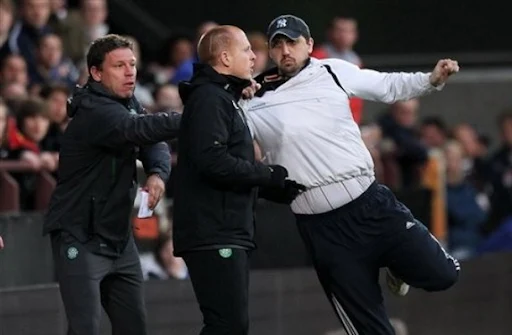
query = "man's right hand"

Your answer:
(259, 180), (307, 204)
(268, 165), (288, 187)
